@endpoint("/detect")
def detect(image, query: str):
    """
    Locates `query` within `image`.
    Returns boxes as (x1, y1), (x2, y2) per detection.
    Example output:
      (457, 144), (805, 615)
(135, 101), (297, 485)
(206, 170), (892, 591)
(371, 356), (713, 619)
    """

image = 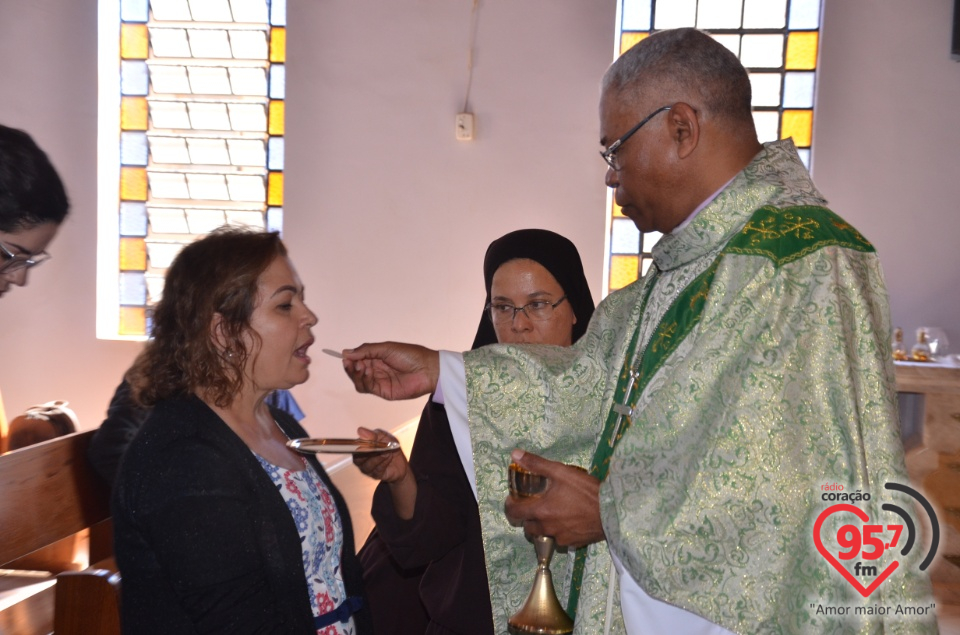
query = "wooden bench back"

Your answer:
(0, 430), (110, 567)
(0, 430), (119, 635)
(54, 570), (122, 635)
